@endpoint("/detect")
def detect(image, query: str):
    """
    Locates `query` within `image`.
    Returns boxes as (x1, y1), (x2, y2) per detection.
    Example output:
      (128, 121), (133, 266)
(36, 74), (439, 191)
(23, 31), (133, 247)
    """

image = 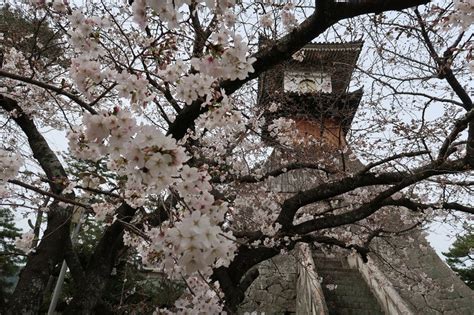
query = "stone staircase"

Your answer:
(314, 255), (384, 315)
